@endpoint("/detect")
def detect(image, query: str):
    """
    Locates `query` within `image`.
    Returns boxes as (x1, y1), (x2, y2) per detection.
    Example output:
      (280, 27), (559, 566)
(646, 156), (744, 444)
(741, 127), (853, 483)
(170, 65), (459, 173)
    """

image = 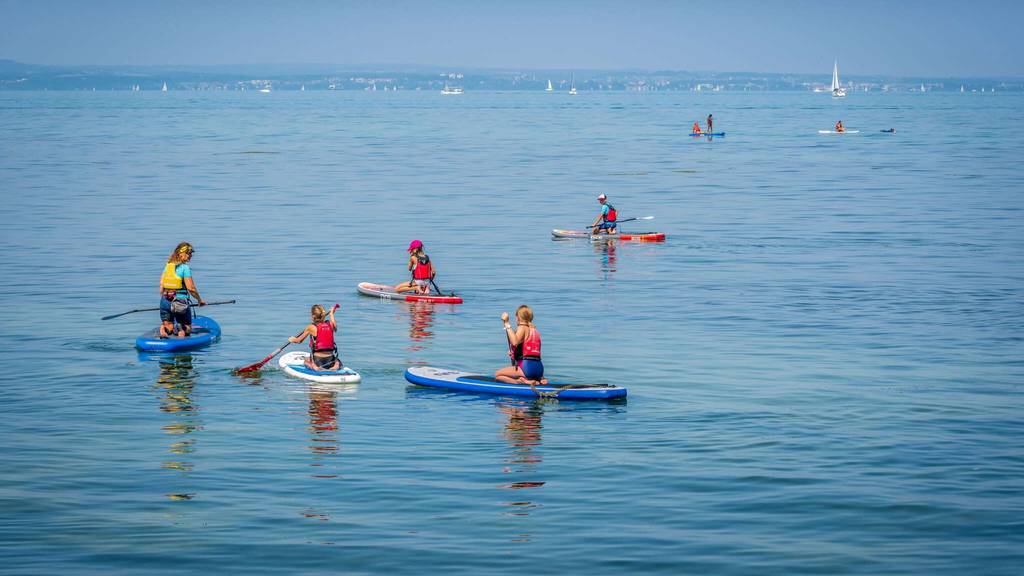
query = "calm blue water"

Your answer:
(1, 90), (1022, 574)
